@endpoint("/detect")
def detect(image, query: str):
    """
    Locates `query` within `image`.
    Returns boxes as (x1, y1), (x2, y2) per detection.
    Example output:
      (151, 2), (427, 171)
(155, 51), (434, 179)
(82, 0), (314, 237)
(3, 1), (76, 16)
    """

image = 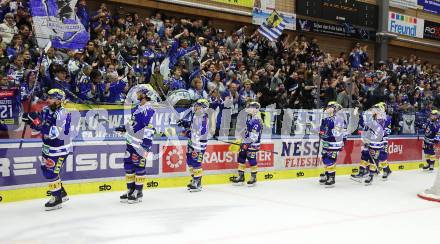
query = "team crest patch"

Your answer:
(131, 154), (139, 161)
(192, 151), (198, 158)
(45, 158), (56, 168)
